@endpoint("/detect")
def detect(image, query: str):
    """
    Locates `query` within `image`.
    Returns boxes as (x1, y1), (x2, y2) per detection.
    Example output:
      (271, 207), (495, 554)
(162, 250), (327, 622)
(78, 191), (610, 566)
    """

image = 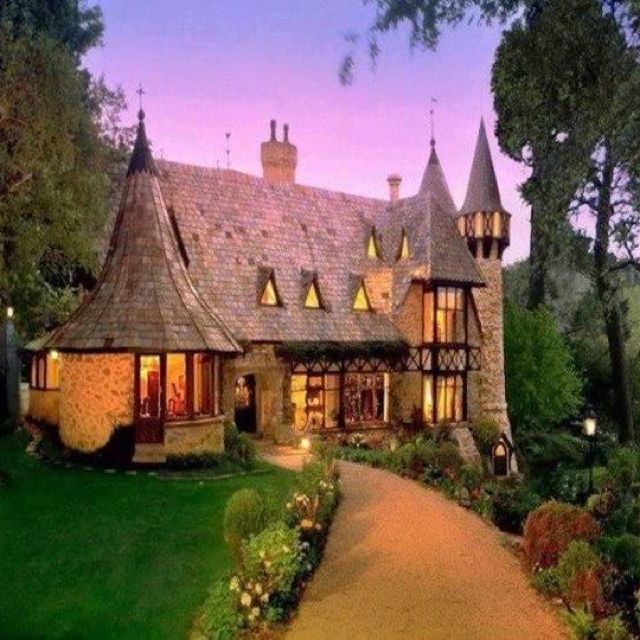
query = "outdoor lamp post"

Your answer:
(583, 405), (597, 494)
